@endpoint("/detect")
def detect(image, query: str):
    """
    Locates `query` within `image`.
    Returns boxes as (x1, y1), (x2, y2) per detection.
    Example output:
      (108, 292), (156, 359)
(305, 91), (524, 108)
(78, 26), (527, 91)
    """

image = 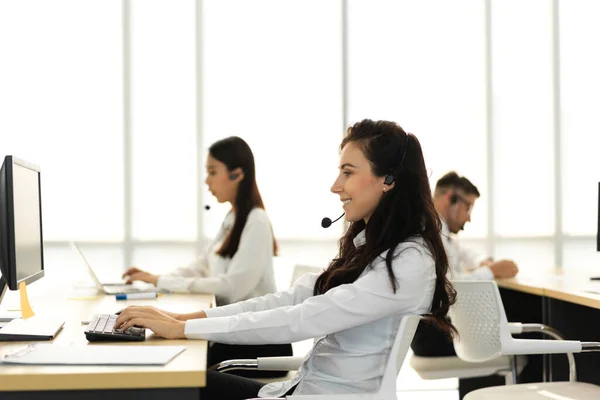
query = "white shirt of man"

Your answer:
(440, 217), (494, 280)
